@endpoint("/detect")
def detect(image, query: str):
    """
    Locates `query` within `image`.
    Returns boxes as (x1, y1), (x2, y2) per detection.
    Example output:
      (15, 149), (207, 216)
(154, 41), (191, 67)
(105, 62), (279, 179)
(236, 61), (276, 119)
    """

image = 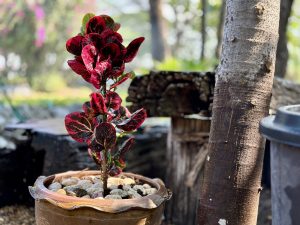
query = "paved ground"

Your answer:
(0, 189), (271, 225)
